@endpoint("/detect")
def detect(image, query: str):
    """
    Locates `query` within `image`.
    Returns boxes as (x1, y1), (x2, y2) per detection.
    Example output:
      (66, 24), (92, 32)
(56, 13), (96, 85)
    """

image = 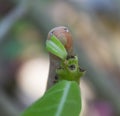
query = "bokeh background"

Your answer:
(0, 0), (120, 116)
